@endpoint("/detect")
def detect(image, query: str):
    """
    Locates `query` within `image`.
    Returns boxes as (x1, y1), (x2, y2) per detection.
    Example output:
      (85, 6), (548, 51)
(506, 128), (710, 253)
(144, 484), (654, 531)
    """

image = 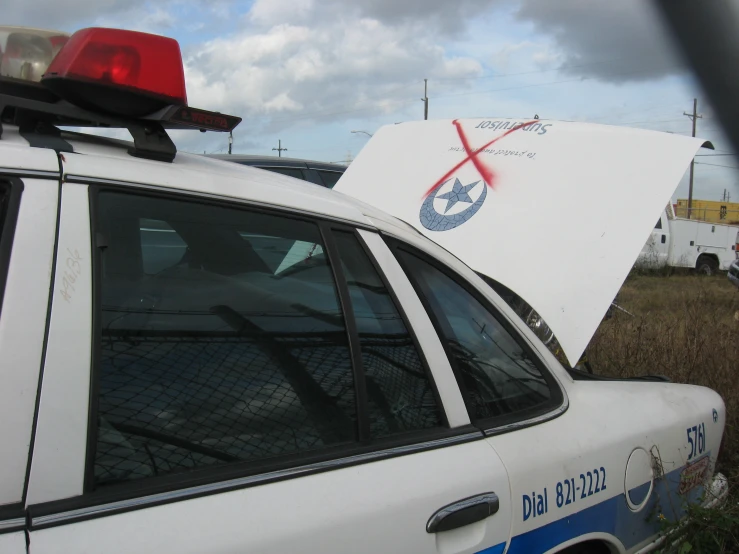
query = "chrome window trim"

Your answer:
(482, 398), (569, 437)
(0, 518), (25, 533)
(30, 431), (482, 528)
(0, 168), (59, 179)
(63, 175), (376, 231)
